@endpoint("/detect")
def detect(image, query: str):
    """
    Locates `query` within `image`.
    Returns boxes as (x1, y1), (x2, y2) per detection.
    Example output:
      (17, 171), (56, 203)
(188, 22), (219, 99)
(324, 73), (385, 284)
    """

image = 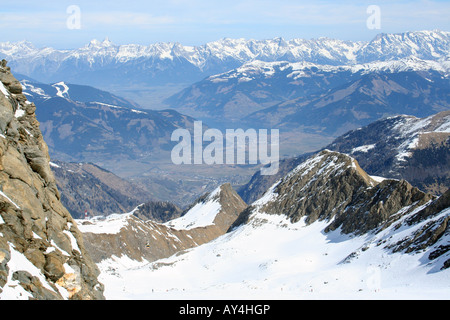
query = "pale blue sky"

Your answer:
(1, 0), (449, 48)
